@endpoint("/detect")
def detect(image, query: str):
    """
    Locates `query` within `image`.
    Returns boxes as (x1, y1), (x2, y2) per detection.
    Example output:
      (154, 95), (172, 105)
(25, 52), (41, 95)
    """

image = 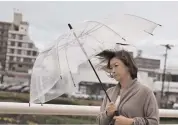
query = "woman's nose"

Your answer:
(111, 68), (115, 74)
